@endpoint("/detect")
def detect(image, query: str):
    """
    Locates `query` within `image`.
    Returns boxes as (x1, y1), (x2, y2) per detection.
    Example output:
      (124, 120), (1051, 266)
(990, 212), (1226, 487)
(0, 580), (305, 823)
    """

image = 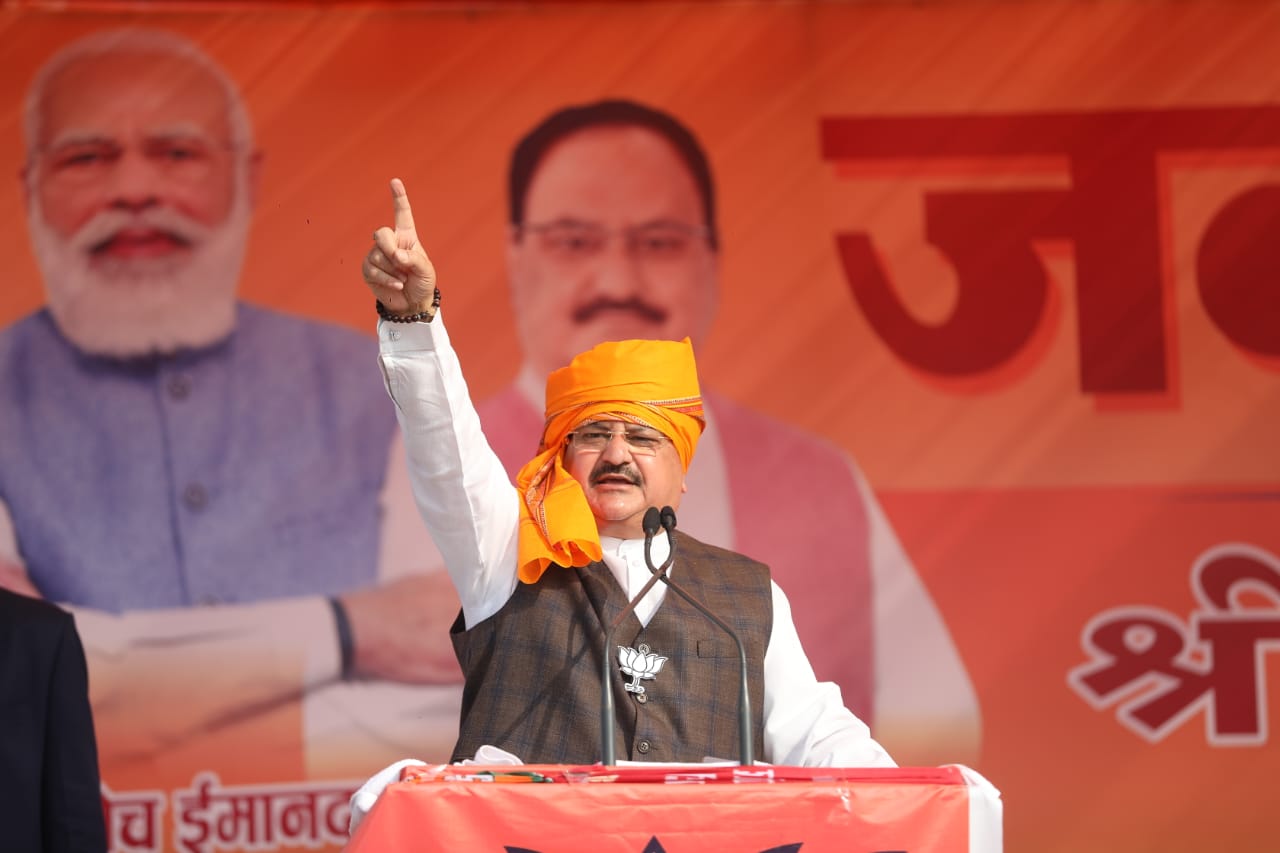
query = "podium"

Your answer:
(347, 763), (1002, 852)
